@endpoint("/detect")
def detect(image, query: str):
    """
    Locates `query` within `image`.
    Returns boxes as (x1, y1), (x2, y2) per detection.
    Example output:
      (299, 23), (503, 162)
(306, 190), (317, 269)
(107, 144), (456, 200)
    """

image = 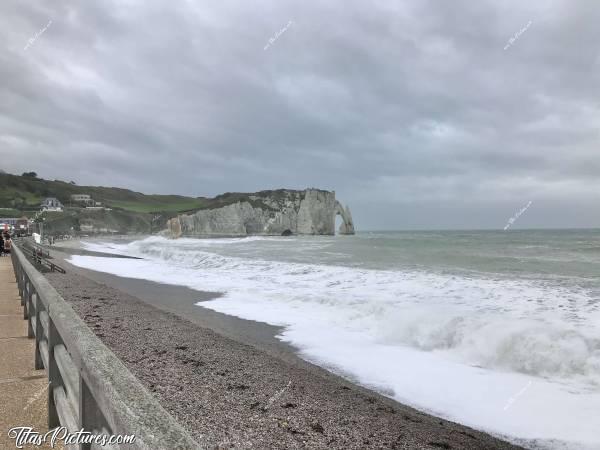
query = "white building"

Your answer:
(40, 197), (64, 212)
(70, 194), (92, 203)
